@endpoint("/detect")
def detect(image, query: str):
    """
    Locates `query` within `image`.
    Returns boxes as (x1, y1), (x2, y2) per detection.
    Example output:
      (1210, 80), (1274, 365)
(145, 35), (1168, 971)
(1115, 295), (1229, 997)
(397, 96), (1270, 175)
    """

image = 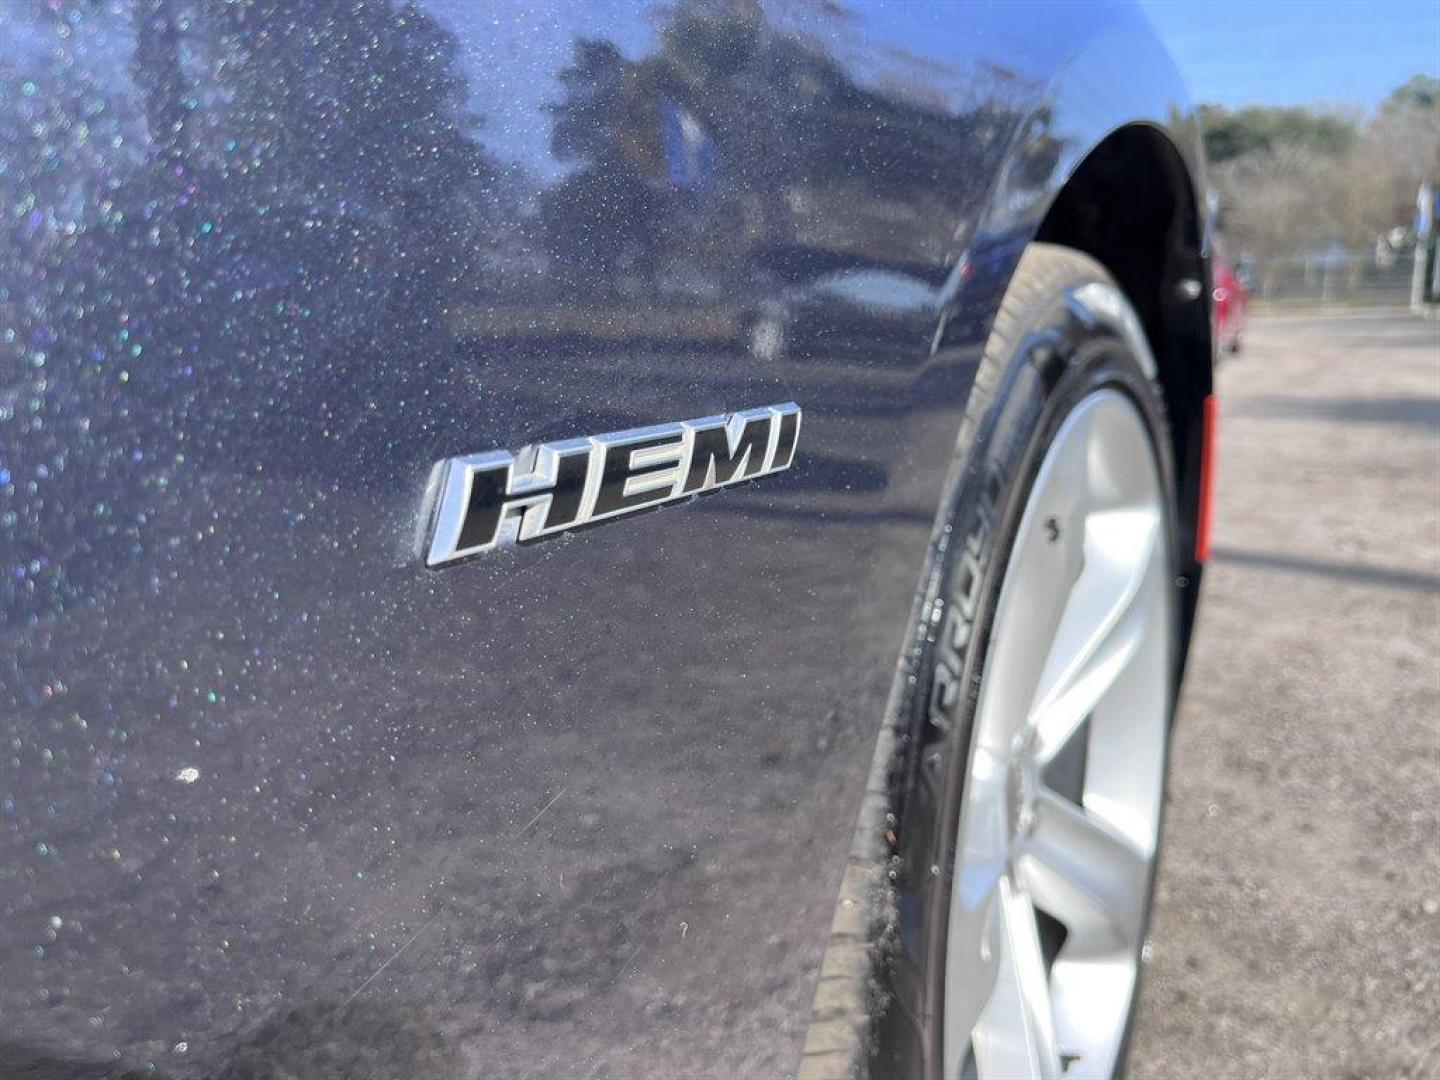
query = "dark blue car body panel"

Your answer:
(1, 2), (1203, 1075)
